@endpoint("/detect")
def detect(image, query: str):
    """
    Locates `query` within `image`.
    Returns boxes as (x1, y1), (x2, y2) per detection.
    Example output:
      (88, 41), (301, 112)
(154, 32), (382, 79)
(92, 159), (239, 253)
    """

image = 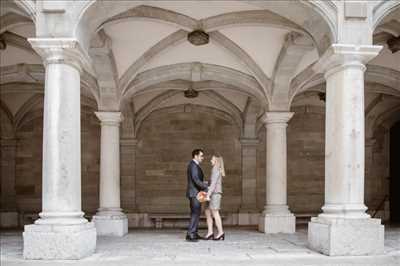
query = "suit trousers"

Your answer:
(187, 197), (201, 236)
